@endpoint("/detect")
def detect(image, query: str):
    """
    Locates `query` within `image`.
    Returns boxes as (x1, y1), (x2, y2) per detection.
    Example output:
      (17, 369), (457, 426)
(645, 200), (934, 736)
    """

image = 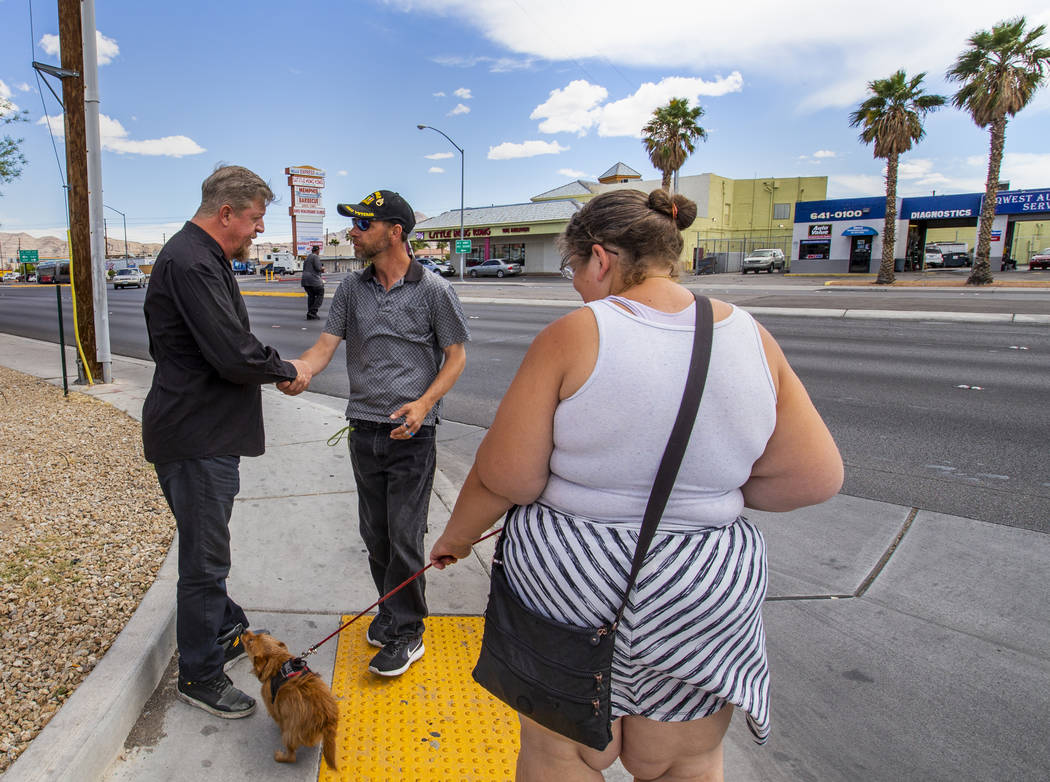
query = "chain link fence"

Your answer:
(690, 234), (793, 274)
